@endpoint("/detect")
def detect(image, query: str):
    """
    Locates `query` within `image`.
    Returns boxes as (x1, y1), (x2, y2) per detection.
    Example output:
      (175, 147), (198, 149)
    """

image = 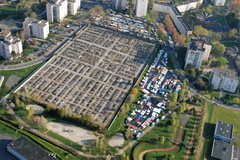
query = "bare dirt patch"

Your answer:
(108, 133), (125, 147)
(26, 104), (44, 114)
(5, 75), (21, 88)
(46, 122), (96, 146)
